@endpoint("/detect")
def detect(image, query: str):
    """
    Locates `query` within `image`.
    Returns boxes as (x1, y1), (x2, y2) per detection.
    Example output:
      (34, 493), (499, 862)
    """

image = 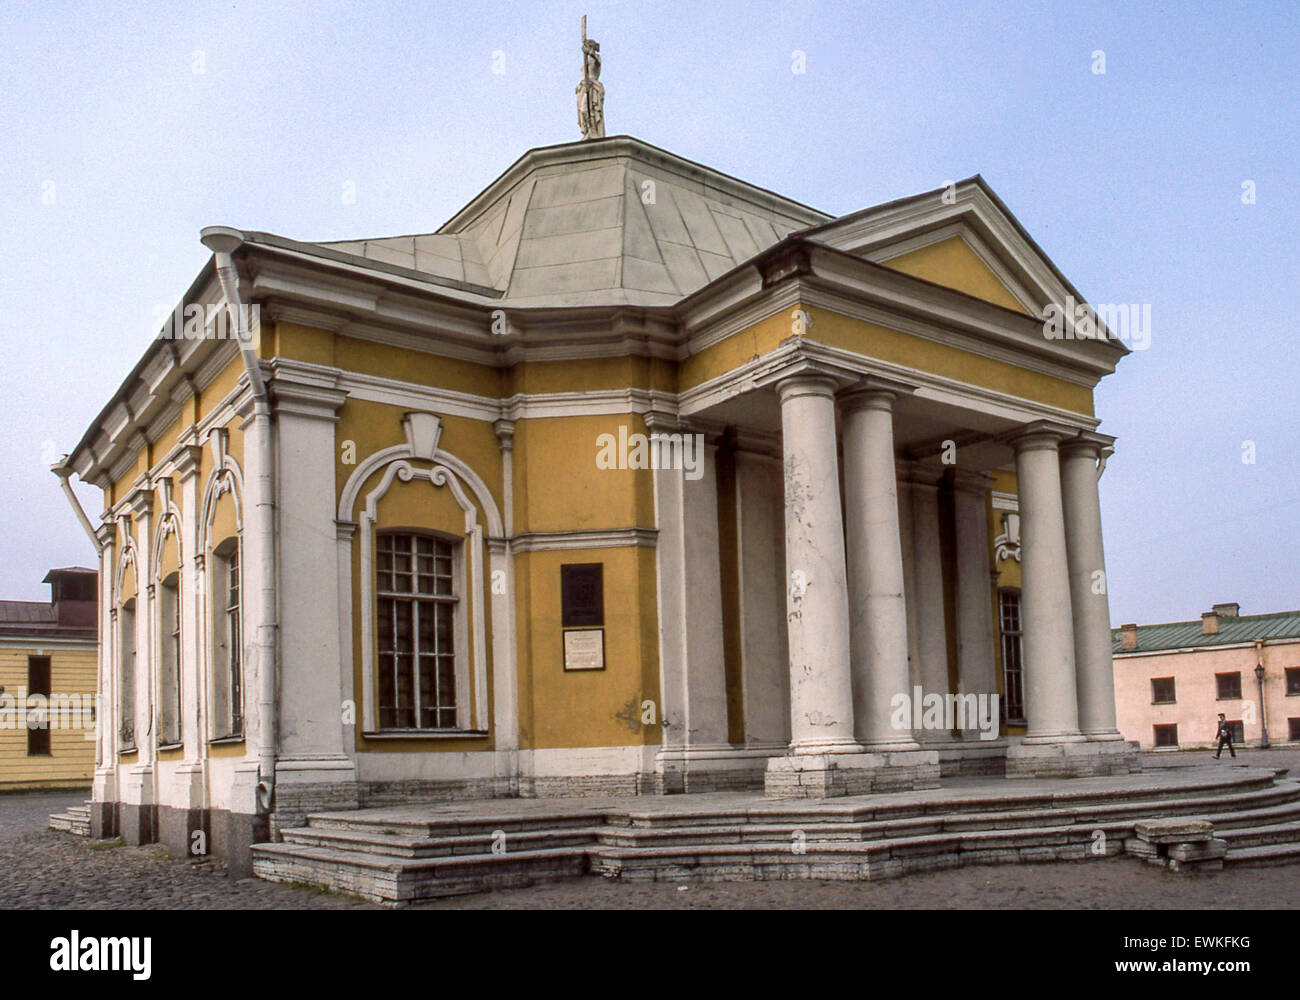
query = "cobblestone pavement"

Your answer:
(2, 748), (1297, 910)
(0, 792), (378, 910)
